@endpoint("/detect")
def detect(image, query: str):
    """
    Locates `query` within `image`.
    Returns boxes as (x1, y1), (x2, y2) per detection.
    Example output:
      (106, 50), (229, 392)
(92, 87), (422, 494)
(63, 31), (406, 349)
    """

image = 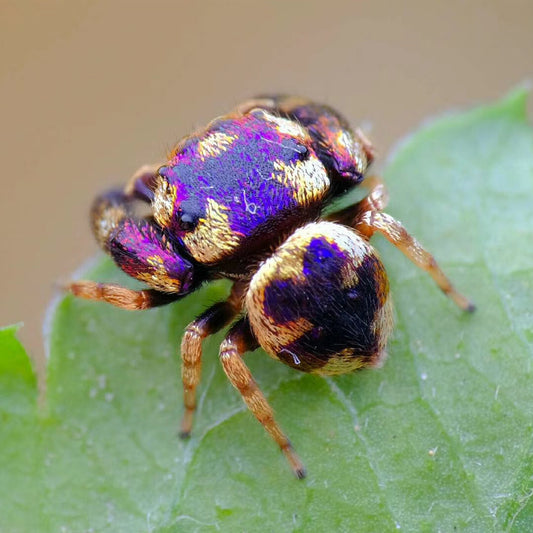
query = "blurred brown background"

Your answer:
(1, 0), (532, 376)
